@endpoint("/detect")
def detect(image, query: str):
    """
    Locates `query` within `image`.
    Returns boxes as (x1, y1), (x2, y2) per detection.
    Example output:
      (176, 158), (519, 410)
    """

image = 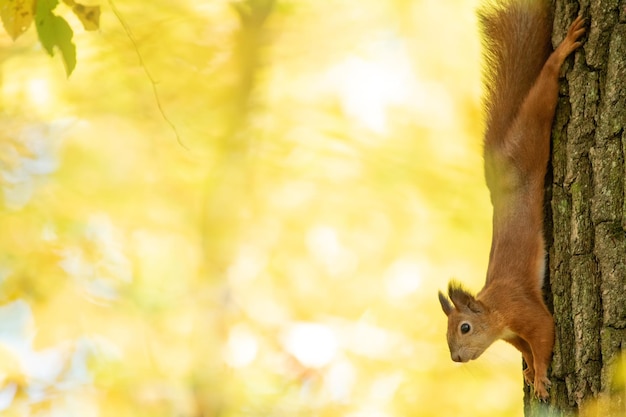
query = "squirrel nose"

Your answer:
(452, 353), (462, 362)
